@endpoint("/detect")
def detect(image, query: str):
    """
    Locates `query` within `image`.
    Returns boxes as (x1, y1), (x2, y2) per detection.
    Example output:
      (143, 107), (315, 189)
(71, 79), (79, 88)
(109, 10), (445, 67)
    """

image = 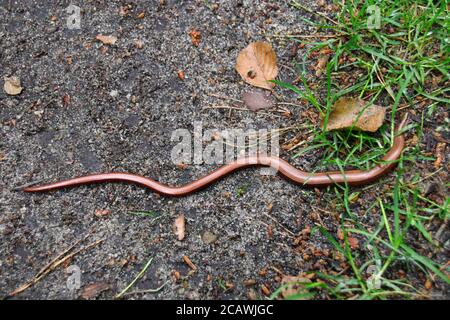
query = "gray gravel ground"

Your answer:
(0, 0), (324, 300)
(0, 0), (447, 300)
